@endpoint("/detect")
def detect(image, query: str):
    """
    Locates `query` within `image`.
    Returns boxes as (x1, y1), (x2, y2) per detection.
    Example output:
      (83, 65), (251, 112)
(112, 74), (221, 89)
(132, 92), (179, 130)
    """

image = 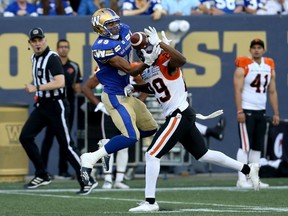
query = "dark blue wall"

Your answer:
(0, 15), (287, 174)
